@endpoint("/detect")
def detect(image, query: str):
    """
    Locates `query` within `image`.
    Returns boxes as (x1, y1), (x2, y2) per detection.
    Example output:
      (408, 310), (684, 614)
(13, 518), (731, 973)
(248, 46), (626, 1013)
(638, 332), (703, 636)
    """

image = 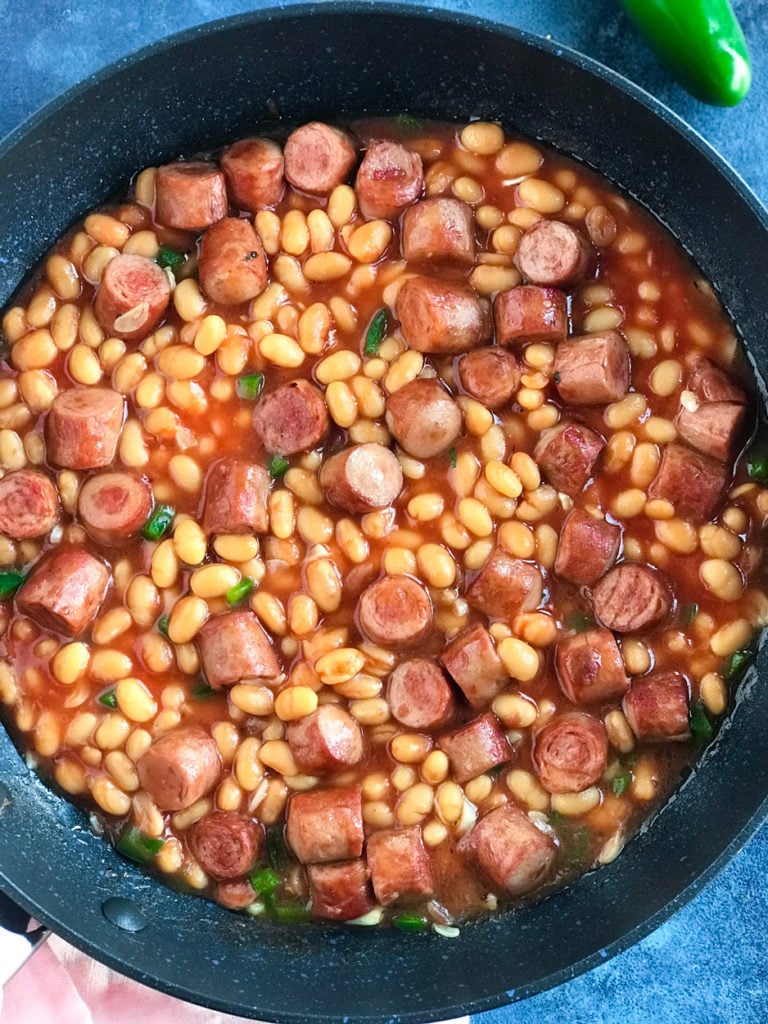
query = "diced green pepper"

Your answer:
(747, 455), (768, 482)
(612, 772), (632, 797)
(688, 699), (715, 747)
(723, 648), (753, 683)
(117, 827), (164, 863)
(565, 610), (594, 633)
(271, 902), (311, 923)
(155, 247), (184, 270)
(250, 867), (281, 898)
(191, 680), (214, 699)
(268, 455), (290, 480)
(448, 447), (458, 469)
(392, 912), (428, 933)
(226, 577), (255, 606)
(156, 614), (170, 637)
(236, 373), (265, 401)
(393, 113), (424, 131)
(0, 570), (26, 599)
(98, 689), (118, 709)
(681, 603), (699, 626)
(141, 504), (175, 541)
(364, 308), (388, 357)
